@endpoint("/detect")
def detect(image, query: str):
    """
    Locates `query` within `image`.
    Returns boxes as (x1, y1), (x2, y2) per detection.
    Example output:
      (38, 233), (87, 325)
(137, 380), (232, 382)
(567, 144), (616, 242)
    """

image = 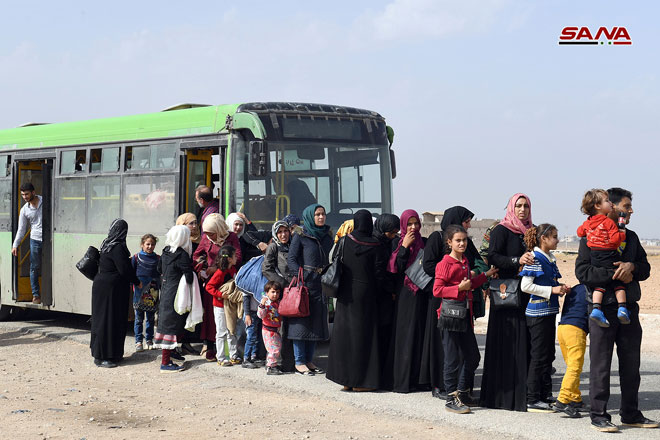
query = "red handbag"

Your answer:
(279, 267), (310, 318)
